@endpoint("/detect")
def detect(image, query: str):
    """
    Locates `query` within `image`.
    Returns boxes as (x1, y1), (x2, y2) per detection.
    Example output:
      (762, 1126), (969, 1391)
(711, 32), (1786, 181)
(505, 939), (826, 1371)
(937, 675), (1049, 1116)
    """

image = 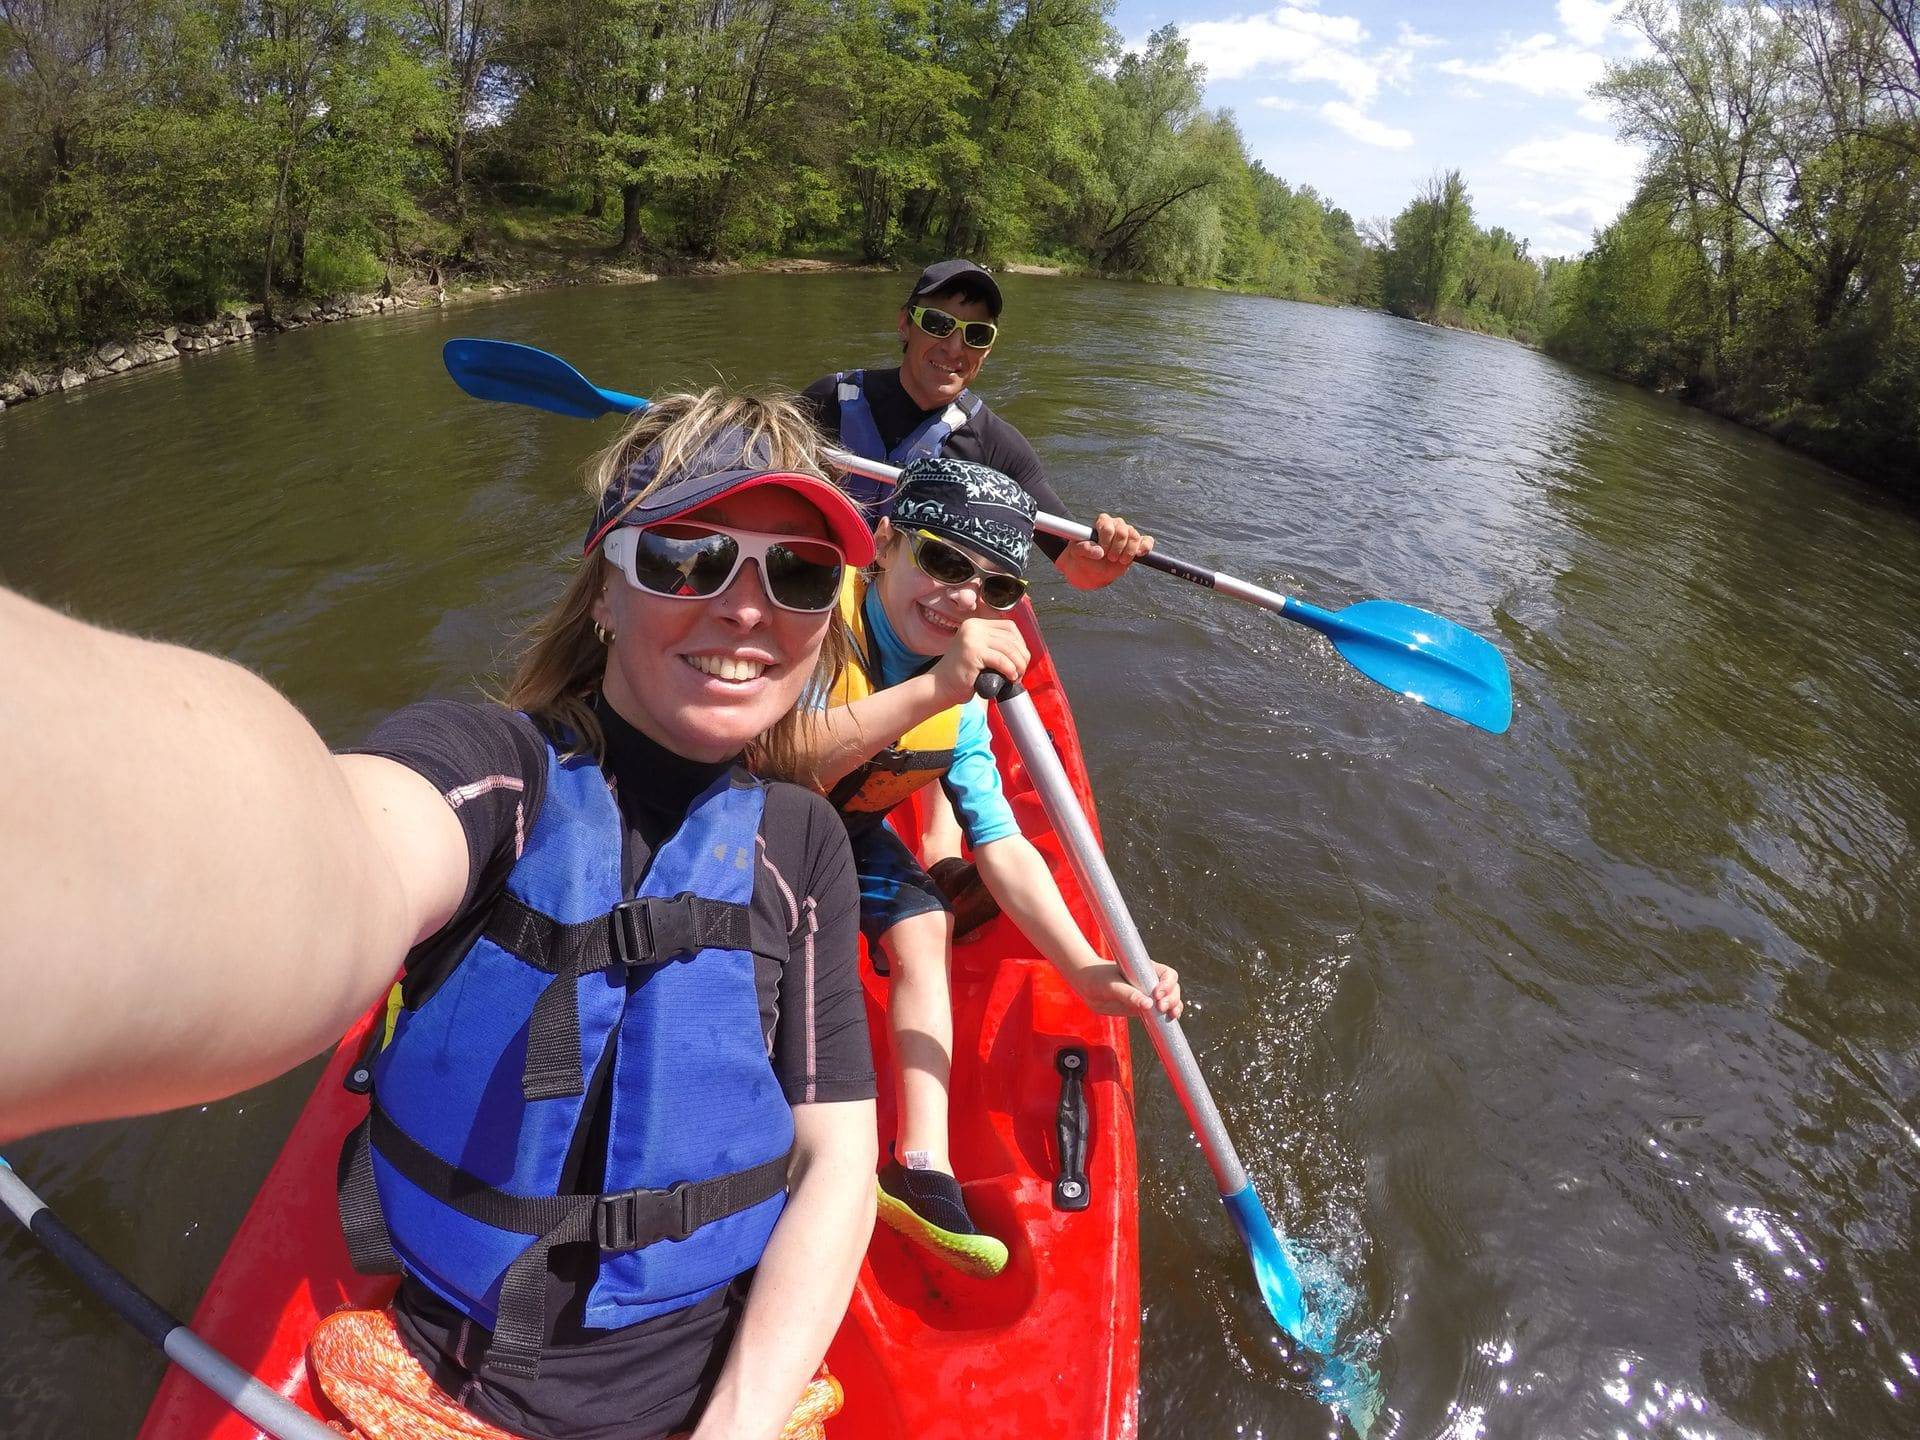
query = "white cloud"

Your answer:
(1374, 43), (1416, 91)
(1320, 100), (1414, 149)
(1397, 21), (1446, 50)
(1183, 4), (1421, 151)
(1182, 5), (1378, 100)
(1494, 129), (1647, 251)
(1502, 130), (1643, 190)
(1438, 31), (1609, 100)
(1557, 0), (1627, 47)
